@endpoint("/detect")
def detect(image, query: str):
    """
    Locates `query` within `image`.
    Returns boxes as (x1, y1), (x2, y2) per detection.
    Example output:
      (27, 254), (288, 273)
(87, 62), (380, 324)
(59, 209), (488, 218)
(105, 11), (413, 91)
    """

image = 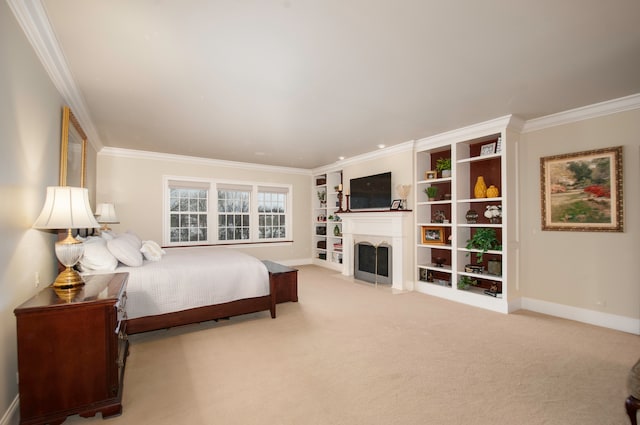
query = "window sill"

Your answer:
(164, 240), (294, 249)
